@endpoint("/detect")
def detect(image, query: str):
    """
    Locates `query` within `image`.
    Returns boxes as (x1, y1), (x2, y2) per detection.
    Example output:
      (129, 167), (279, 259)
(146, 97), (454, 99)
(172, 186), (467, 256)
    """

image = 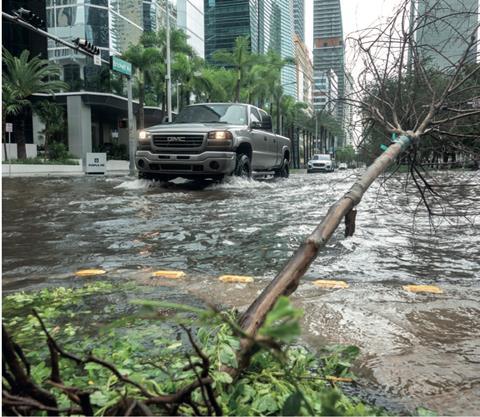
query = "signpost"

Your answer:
(85, 152), (107, 174)
(93, 54), (101, 66)
(110, 56), (135, 176)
